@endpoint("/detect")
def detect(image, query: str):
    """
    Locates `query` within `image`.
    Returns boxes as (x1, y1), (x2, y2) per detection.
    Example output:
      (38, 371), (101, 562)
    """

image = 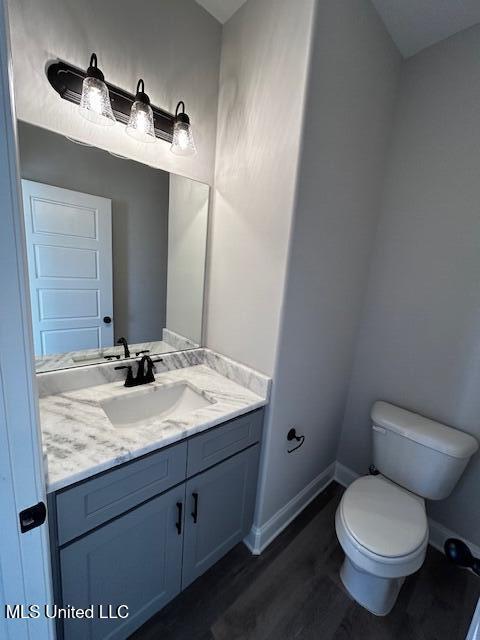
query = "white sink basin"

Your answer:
(100, 382), (214, 428)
